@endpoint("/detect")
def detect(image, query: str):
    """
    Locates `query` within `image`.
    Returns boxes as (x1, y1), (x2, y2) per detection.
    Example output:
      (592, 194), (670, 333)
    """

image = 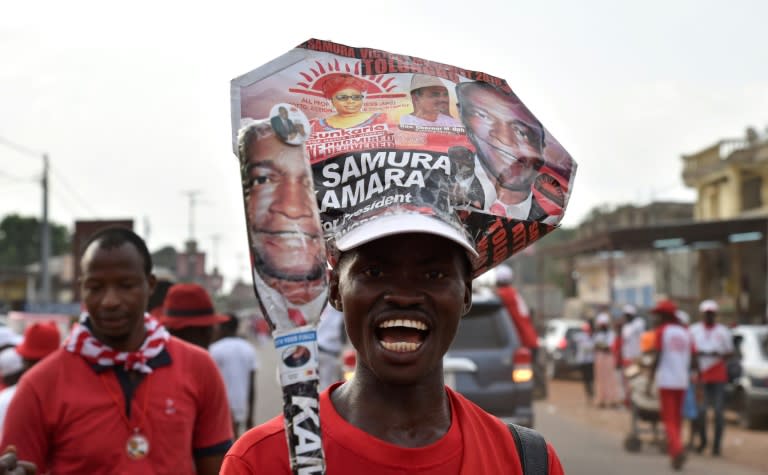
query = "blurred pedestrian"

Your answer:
(494, 265), (540, 361)
(316, 305), (346, 391)
(647, 299), (694, 471)
(593, 312), (620, 408)
(0, 227), (233, 474)
(573, 319), (595, 404)
(689, 299), (733, 456)
(157, 283), (230, 349)
(210, 313), (259, 437)
(0, 323), (60, 436)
